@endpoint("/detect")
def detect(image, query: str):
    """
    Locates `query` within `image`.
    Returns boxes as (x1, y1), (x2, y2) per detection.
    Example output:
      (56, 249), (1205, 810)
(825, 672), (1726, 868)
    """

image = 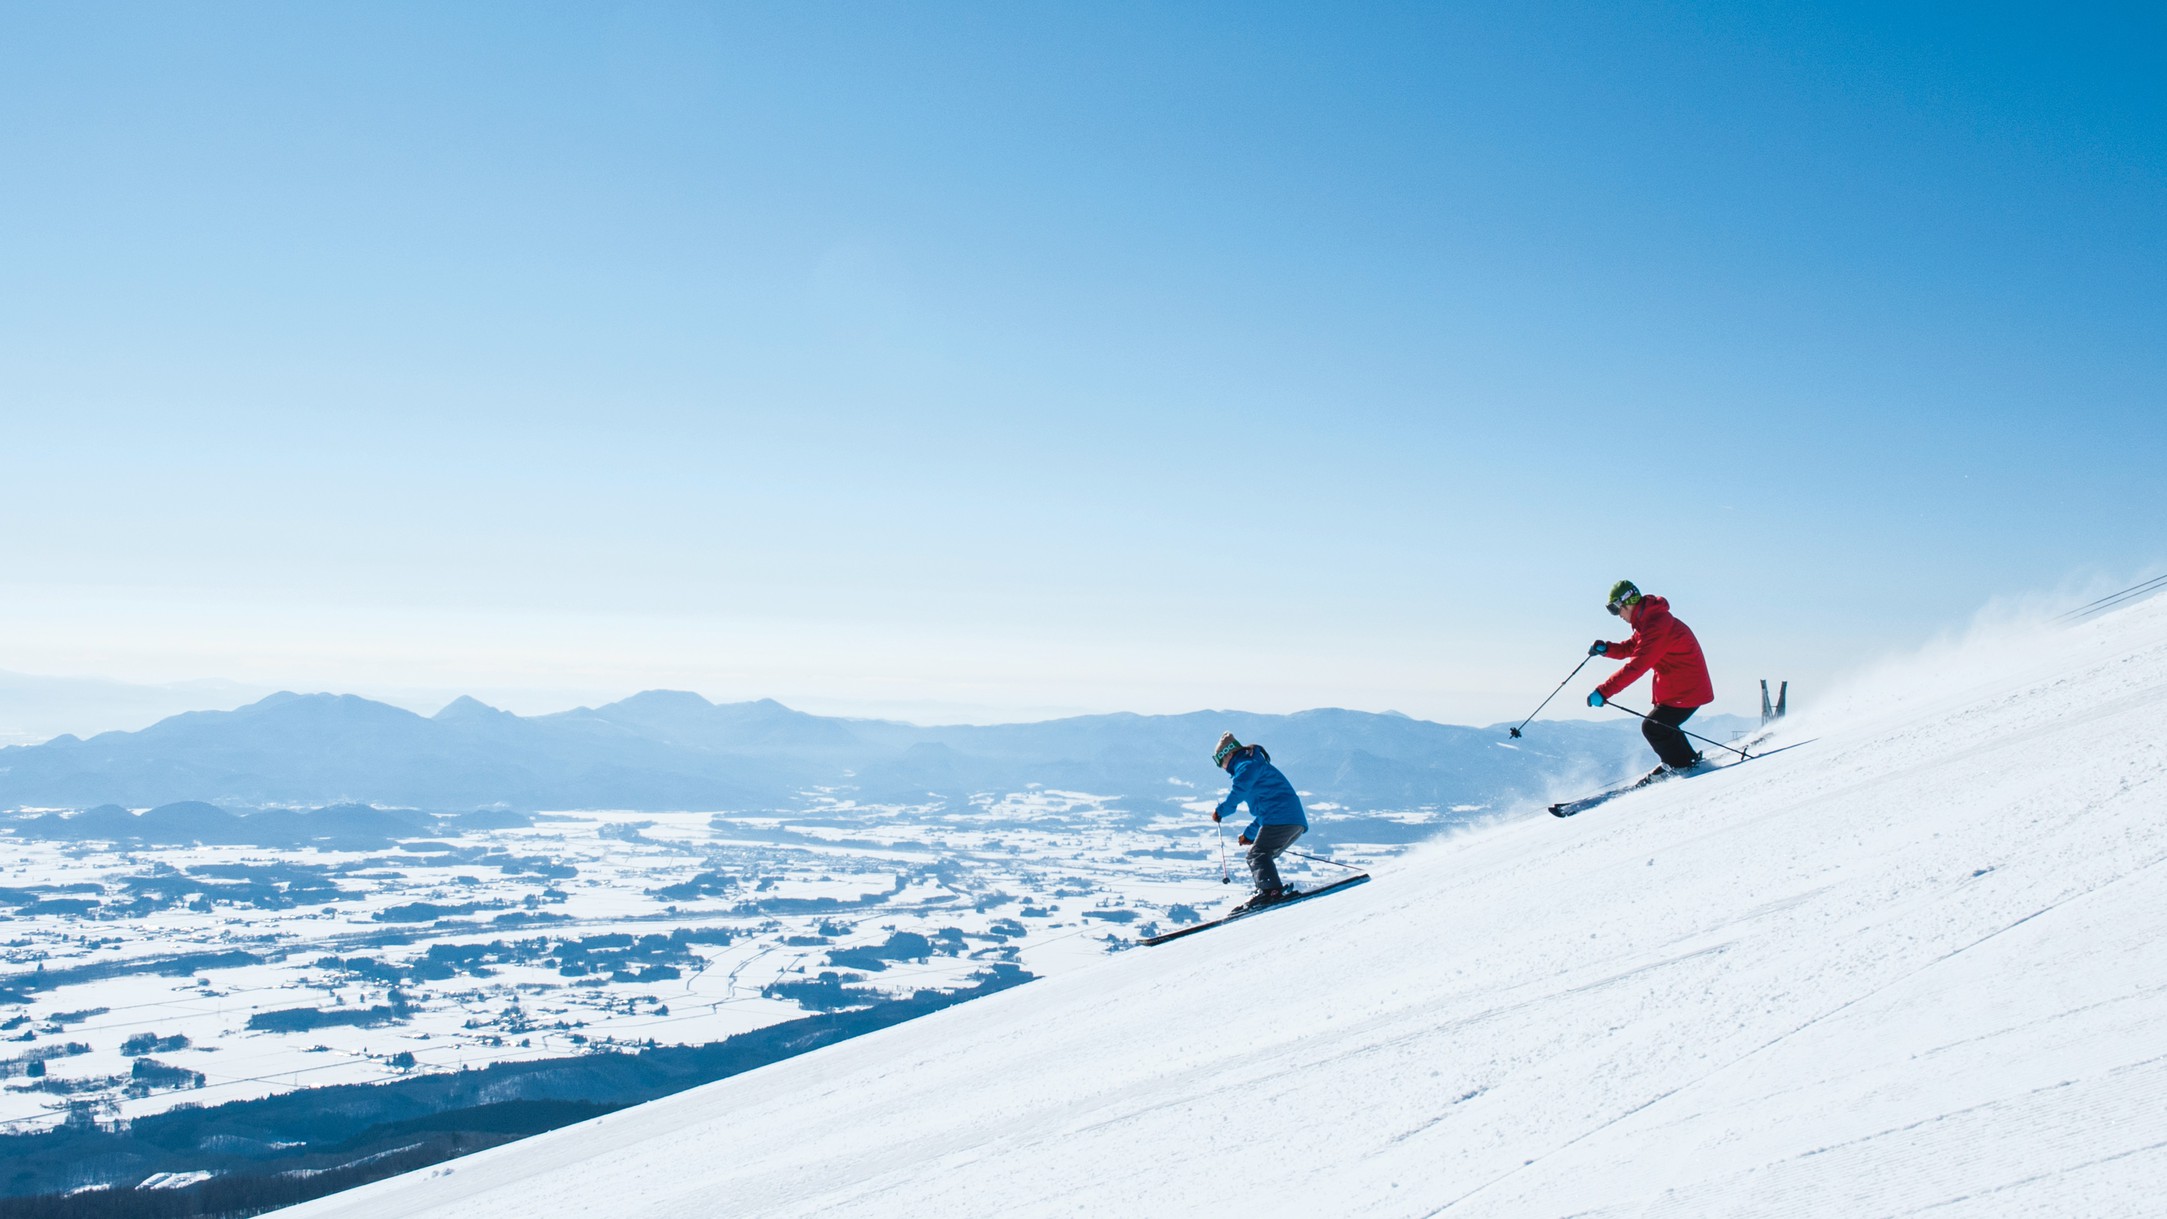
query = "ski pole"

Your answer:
(1603, 701), (1754, 760)
(1217, 818), (1231, 884)
(1507, 654), (1595, 738)
(1283, 847), (1363, 874)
